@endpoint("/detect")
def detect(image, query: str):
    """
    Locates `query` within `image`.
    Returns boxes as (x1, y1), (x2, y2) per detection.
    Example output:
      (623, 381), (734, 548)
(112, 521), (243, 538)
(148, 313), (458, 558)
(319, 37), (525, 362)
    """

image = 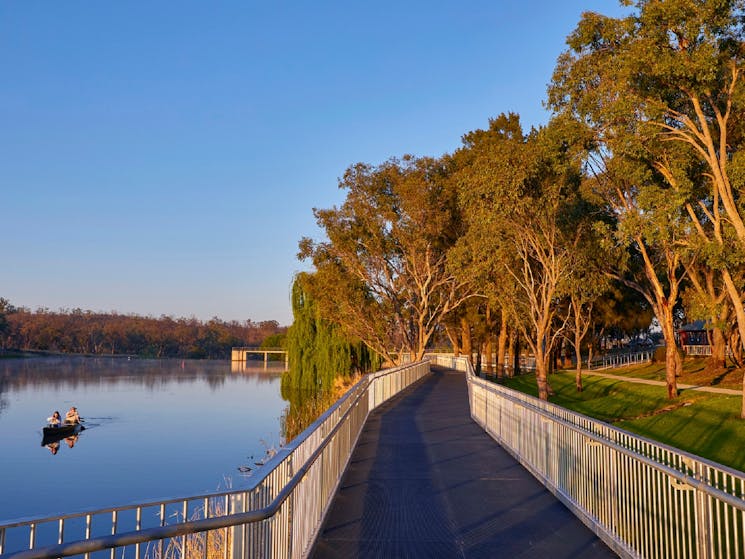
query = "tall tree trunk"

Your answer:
(710, 326), (727, 370)
(575, 330), (583, 392)
(536, 360), (550, 400)
(445, 325), (461, 357)
(512, 331), (520, 377)
(497, 314), (508, 380)
(484, 304), (493, 374)
(563, 338), (572, 368)
(460, 317), (473, 367)
(658, 307), (680, 399)
(534, 340), (553, 401)
(416, 317), (426, 362)
(484, 337), (493, 374)
(525, 327), (554, 401)
(587, 326), (602, 369)
(721, 268), (745, 417)
(731, 330), (744, 368)
(572, 302), (586, 391)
